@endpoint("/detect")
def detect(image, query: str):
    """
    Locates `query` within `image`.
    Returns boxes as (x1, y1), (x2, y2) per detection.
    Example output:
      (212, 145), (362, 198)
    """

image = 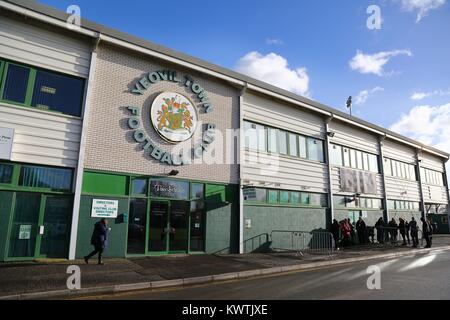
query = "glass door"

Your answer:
(38, 195), (73, 258)
(7, 193), (41, 259)
(148, 201), (169, 253)
(127, 199), (148, 254)
(169, 201), (189, 252)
